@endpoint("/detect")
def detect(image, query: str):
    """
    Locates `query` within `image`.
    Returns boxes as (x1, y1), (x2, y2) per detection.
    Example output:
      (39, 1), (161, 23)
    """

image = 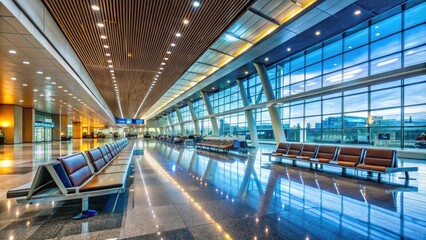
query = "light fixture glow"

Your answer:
(265, 57), (269, 61)
(354, 10), (361, 15)
(22, 84), (28, 86)
(97, 22), (104, 27)
(286, 47), (291, 52)
(193, 1), (200, 7)
(9, 50), (17, 54)
(91, 5), (100, 11)
(103, 45), (109, 48)
(171, 43), (176, 47)
(176, 33), (182, 37)
(36, 71), (43, 74)
(183, 19), (189, 25)
(315, 31), (321, 36)
(23, 61), (30, 64)
(106, 53), (111, 56)
(100, 35), (107, 39)
(11, 77), (16, 81)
